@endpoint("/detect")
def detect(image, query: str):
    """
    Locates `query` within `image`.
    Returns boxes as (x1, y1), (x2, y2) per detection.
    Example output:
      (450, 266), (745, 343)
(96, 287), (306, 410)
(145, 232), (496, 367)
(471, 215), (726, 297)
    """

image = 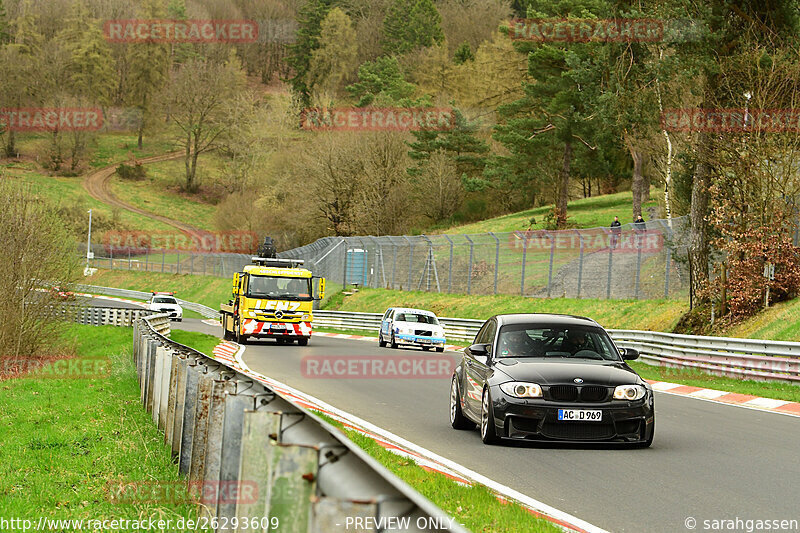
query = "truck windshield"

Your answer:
(248, 276), (312, 300)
